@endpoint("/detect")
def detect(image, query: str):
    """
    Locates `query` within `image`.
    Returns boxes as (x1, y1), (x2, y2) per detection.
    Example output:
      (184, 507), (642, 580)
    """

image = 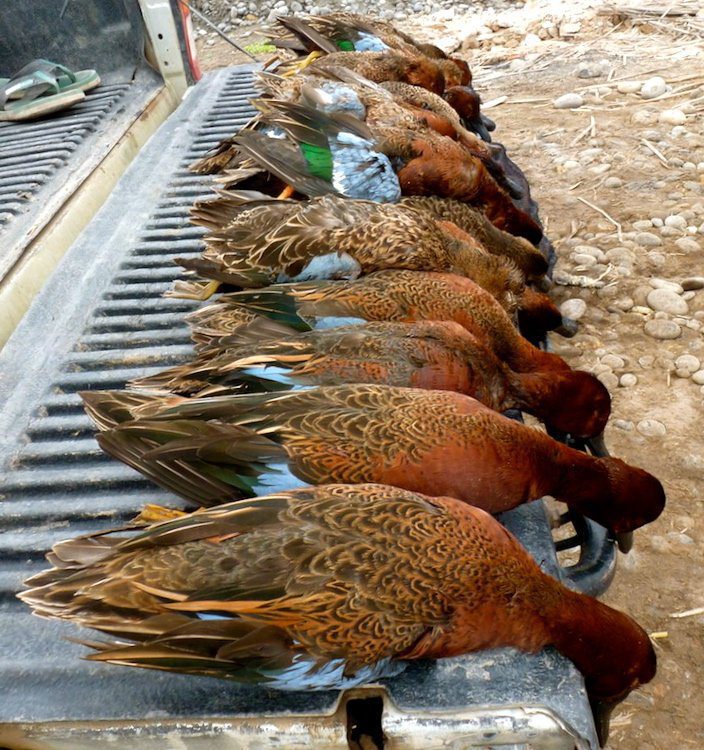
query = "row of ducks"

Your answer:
(21, 14), (664, 745)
